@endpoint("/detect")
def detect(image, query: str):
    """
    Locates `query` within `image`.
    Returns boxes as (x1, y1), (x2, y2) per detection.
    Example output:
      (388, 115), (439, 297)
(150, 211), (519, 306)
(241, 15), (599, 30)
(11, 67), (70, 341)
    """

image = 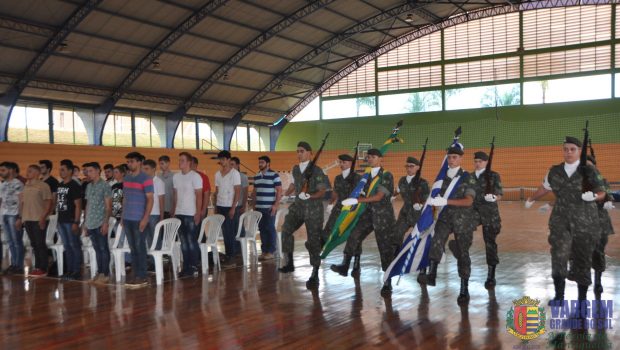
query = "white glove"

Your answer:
(524, 199), (535, 209)
(603, 201), (615, 210)
(581, 191), (597, 202)
(326, 203), (334, 213)
(342, 198), (359, 206)
(538, 203), (551, 213)
(298, 192), (311, 200)
(413, 203), (423, 211)
(484, 194), (497, 203)
(390, 196), (396, 202)
(279, 196), (289, 203)
(429, 197), (447, 207)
